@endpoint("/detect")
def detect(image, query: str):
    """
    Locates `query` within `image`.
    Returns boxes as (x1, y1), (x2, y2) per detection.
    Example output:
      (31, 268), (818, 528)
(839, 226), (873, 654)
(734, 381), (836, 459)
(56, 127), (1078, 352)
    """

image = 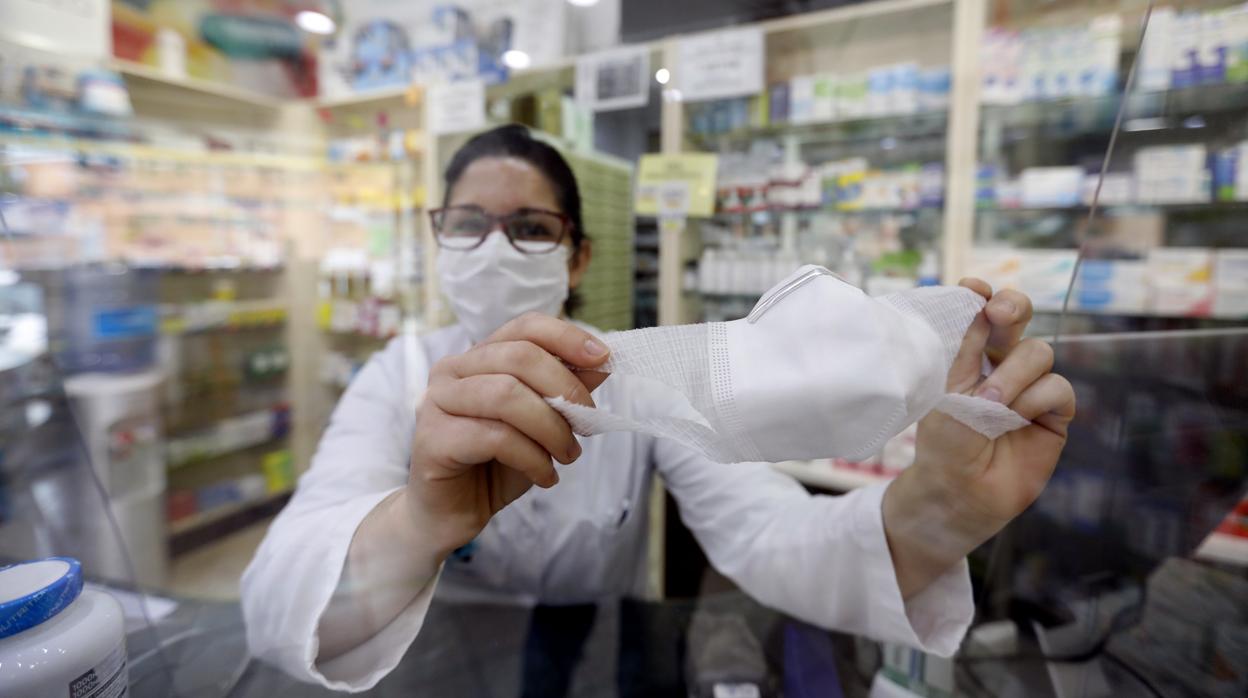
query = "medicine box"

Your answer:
(1213, 249), (1248, 317)
(1075, 259), (1148, 314)
(1016, 250), (1078, 311)
(1147, 248), (1214, 316)
(1020, 167), (1084, 208)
